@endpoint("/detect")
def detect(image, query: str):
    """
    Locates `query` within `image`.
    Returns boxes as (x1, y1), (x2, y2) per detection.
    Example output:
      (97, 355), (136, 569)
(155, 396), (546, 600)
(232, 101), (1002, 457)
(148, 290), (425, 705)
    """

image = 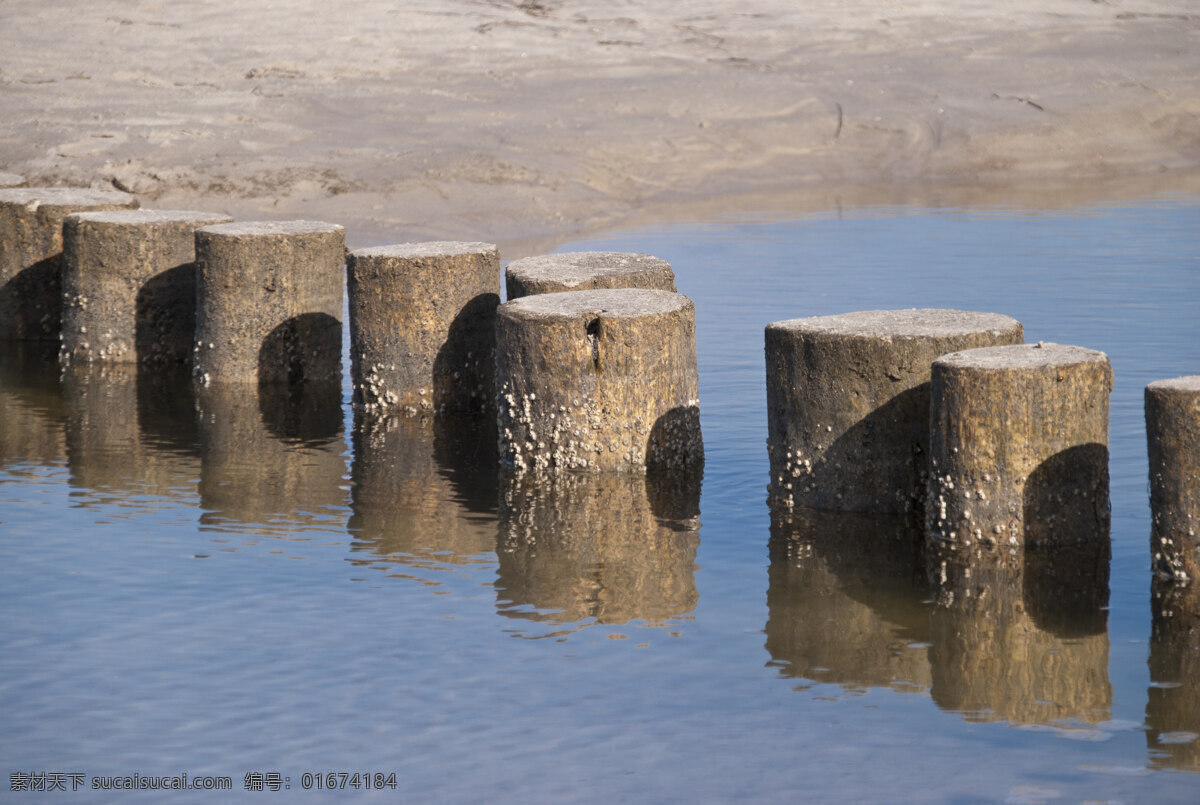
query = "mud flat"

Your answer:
(1, 1), (1198, 253)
